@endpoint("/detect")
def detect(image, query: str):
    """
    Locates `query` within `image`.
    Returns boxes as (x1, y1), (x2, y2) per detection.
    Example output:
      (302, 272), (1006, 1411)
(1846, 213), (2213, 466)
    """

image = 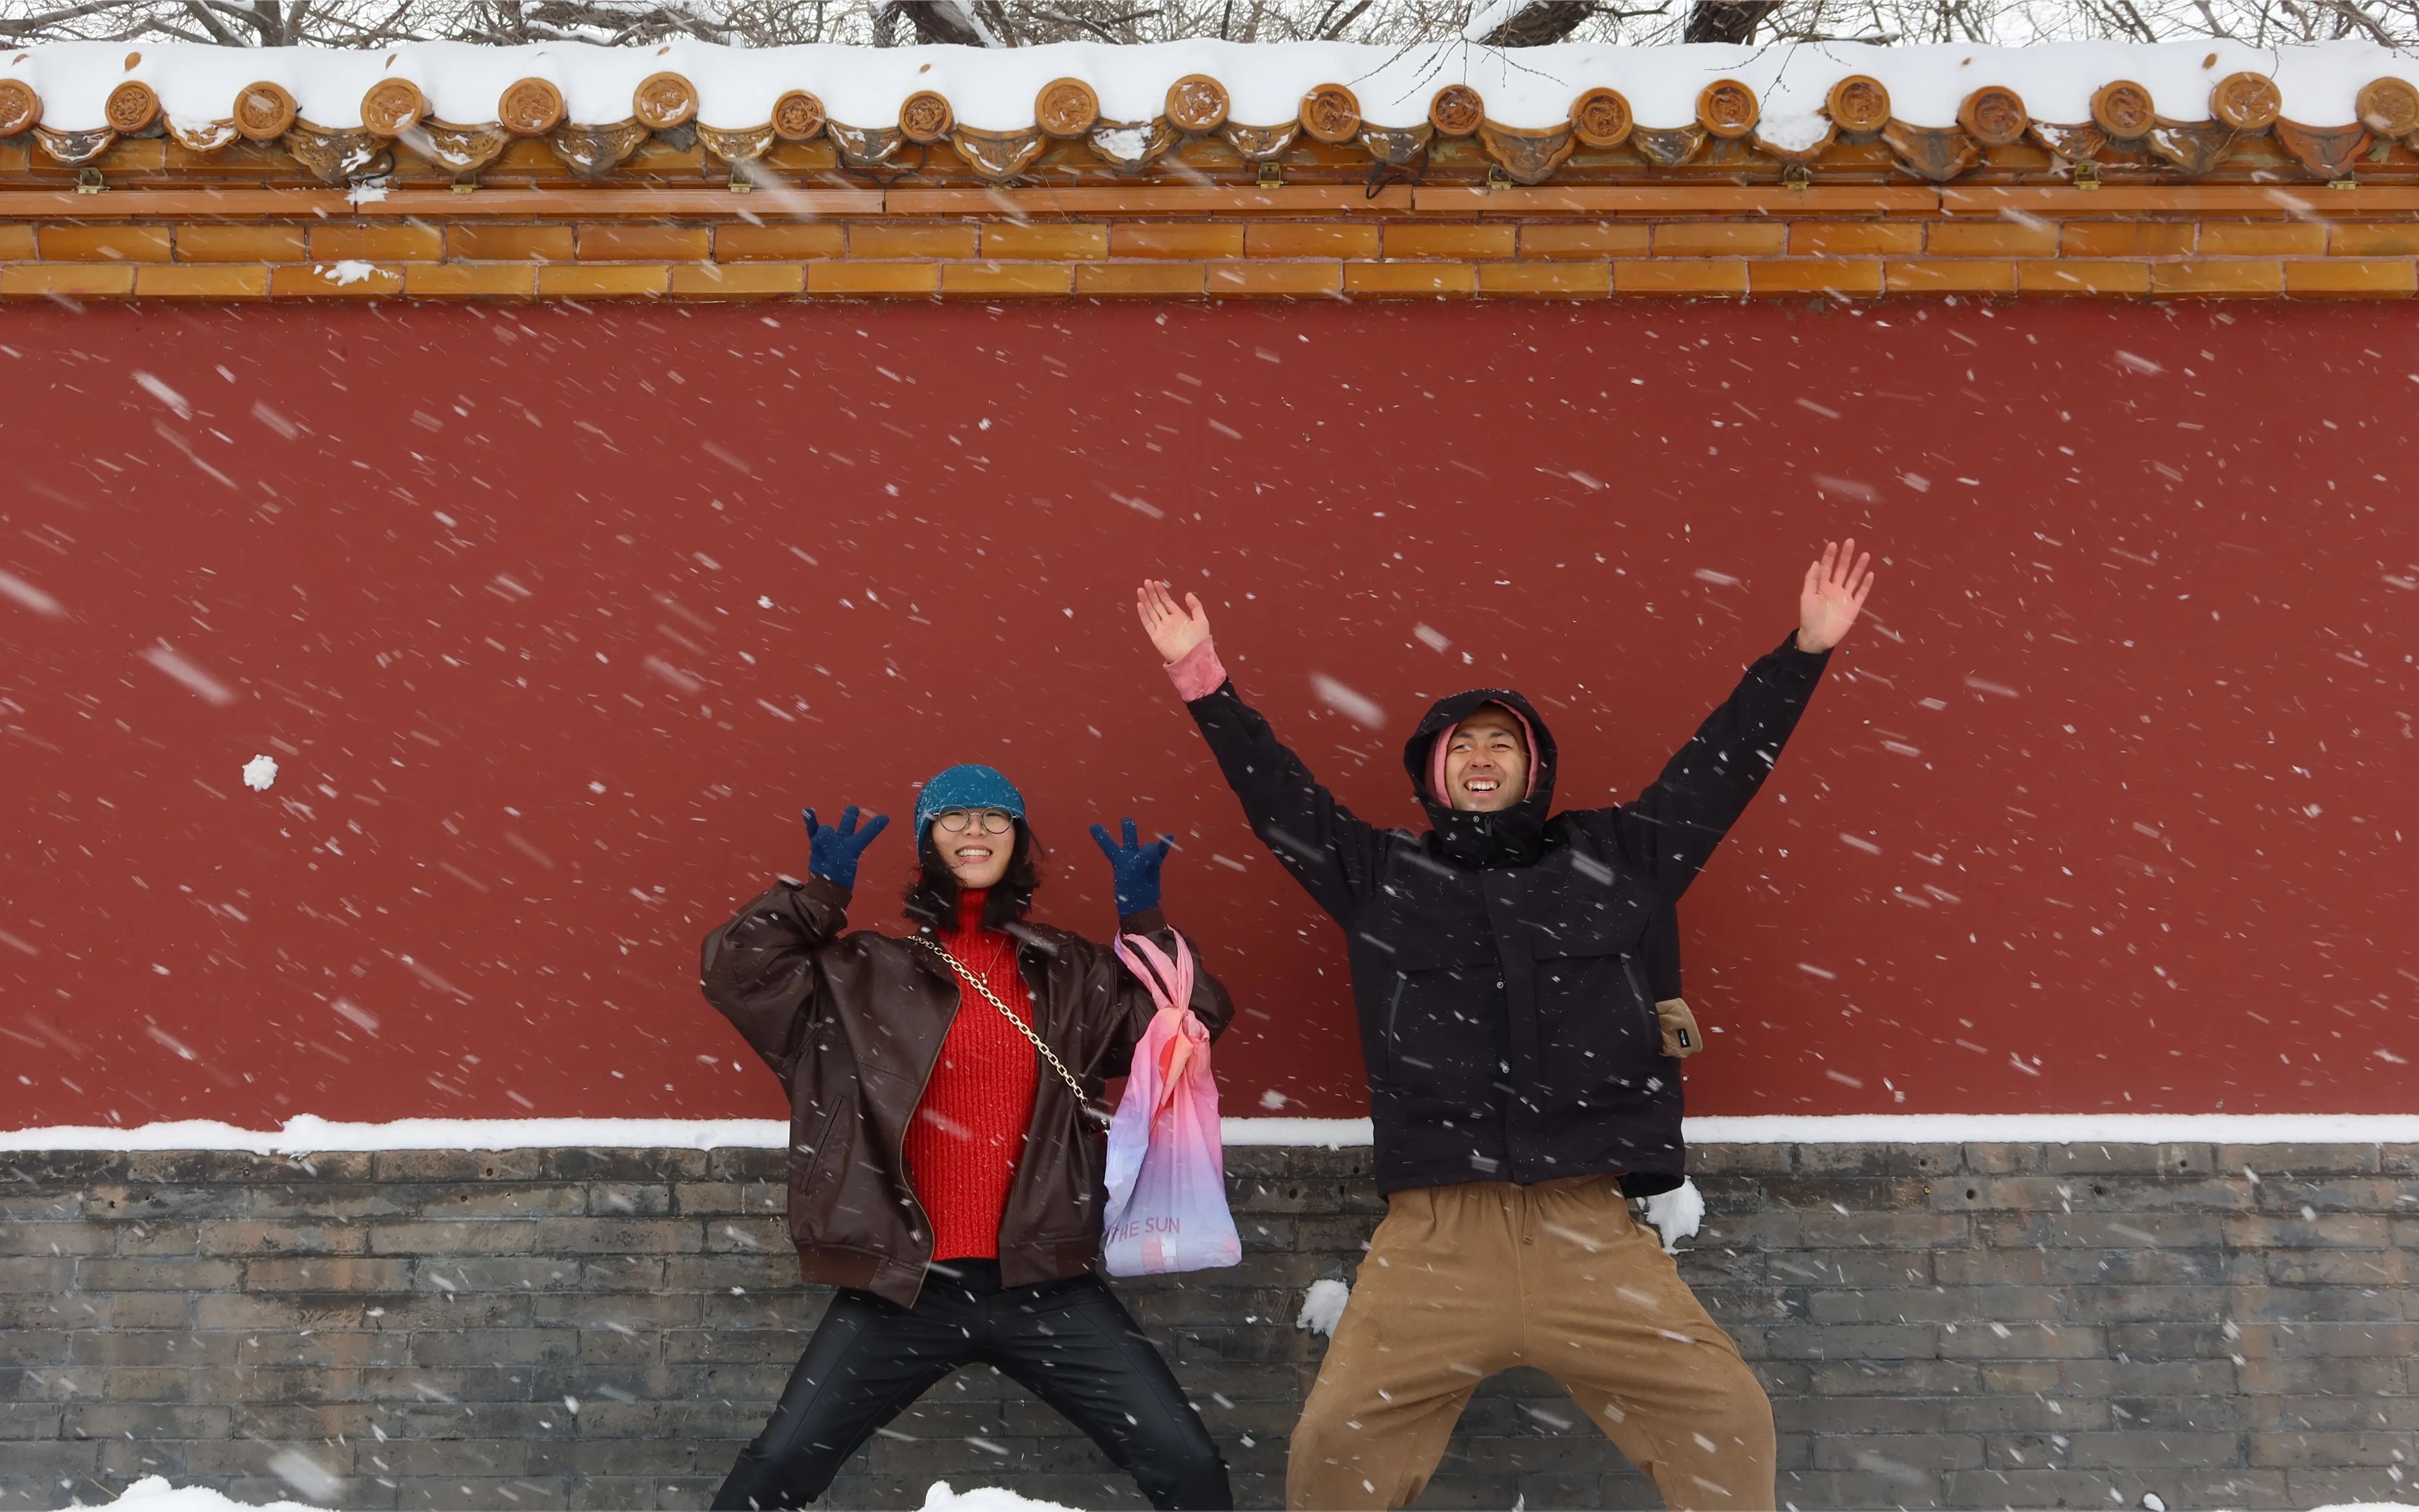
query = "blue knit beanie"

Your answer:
(913, 764), (1026, 831)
